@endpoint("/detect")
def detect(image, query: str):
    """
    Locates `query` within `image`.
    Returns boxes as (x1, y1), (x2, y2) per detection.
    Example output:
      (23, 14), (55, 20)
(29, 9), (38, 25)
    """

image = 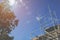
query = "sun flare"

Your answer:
(8, 0), (16, 6)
